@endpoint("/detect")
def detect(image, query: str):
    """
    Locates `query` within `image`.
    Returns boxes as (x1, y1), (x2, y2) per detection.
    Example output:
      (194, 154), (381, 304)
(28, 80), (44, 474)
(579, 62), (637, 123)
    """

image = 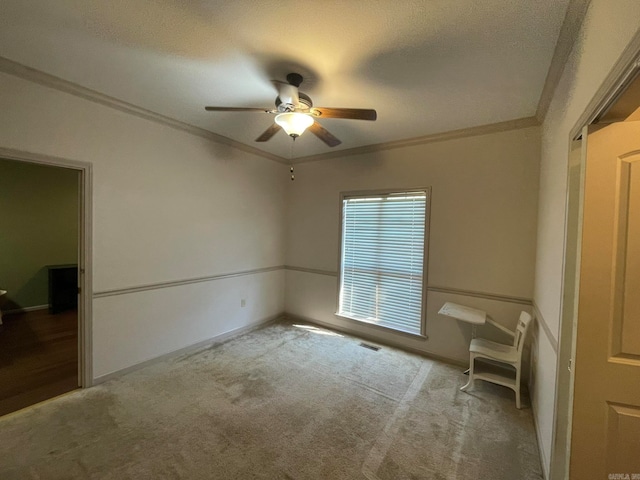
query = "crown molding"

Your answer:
(0, 56), (288, 164)
(292, 116), (540, 164)
(536, 0), (592, 123)
(1, 55), (541, 165)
